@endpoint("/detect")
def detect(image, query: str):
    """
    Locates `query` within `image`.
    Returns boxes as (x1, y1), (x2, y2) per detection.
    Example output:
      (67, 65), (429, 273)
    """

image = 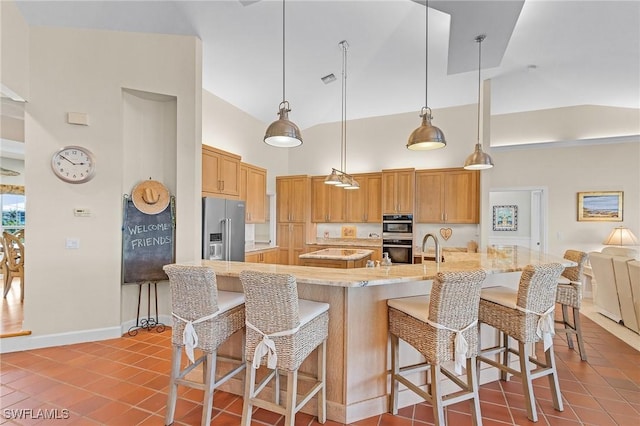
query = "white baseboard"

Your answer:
(0, 326), (122, 354)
